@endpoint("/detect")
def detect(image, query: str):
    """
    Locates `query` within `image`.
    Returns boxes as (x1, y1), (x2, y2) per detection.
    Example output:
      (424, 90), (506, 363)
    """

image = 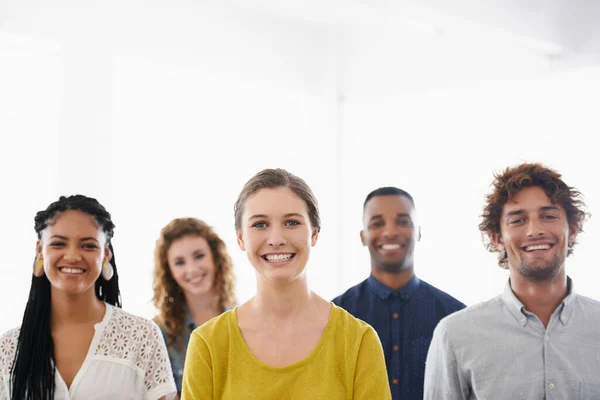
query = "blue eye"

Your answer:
(252, 222), (268, 228)
(285, 220), (300, 227)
